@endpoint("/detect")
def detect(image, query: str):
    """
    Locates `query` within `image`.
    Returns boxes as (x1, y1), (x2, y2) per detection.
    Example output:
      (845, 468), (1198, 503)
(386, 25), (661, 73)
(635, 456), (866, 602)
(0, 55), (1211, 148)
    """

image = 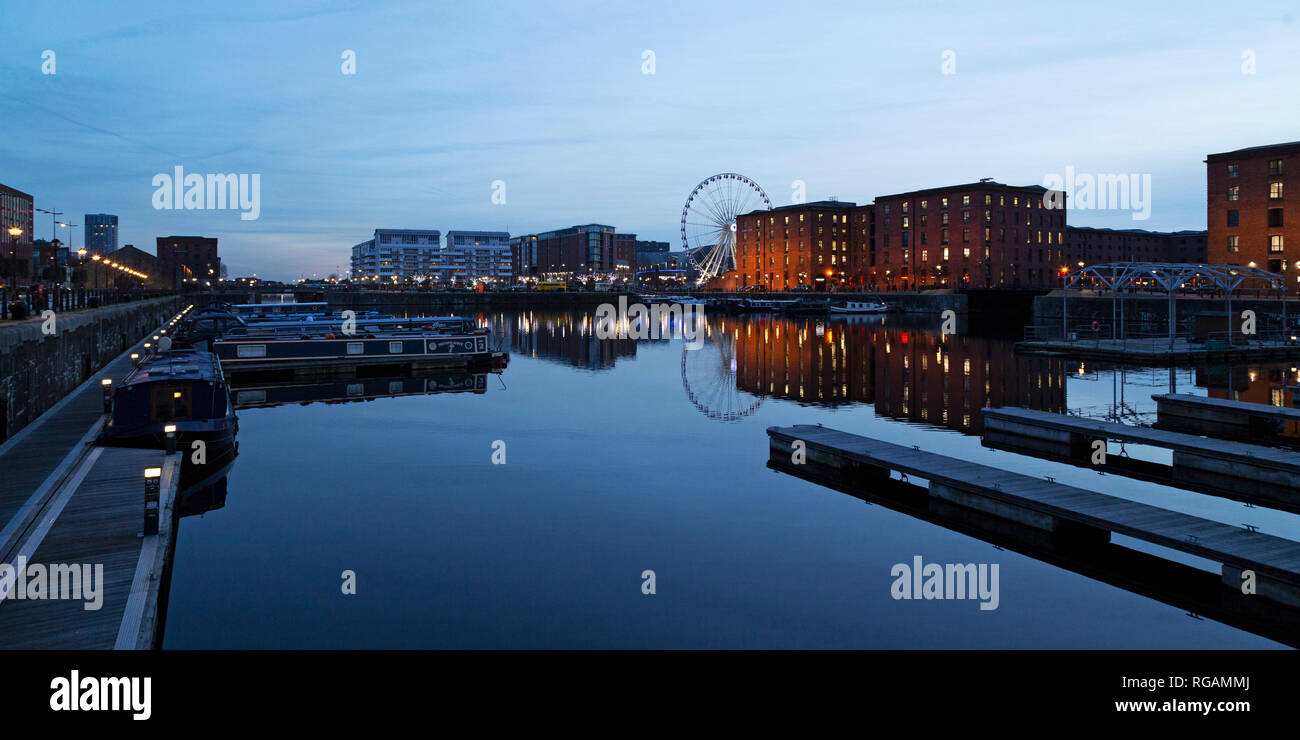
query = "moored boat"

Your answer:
(827, 300), (891, 314)
(103, 348), (237, 452)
